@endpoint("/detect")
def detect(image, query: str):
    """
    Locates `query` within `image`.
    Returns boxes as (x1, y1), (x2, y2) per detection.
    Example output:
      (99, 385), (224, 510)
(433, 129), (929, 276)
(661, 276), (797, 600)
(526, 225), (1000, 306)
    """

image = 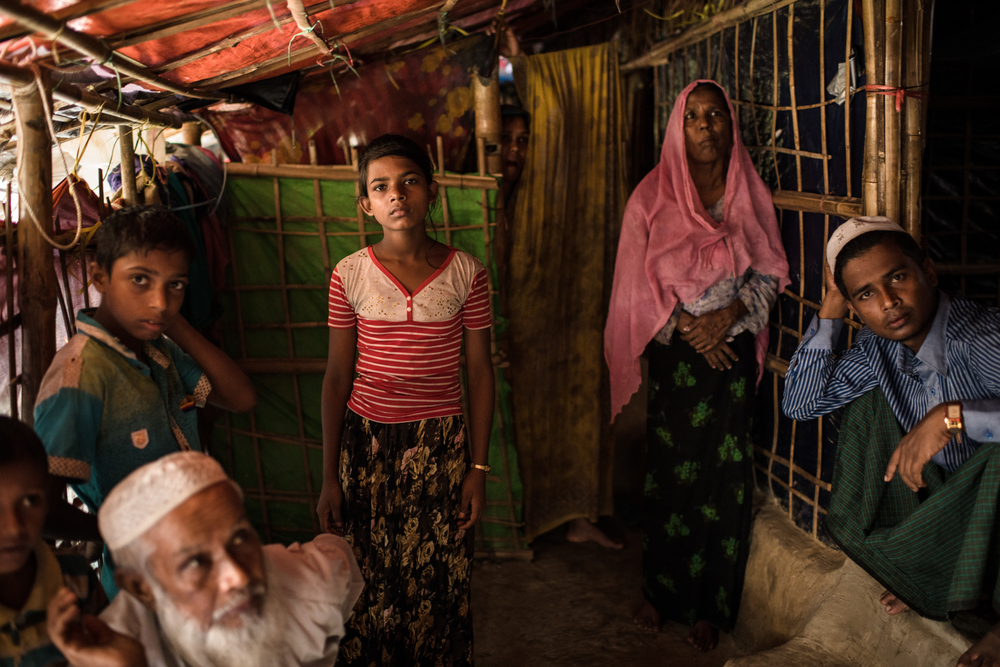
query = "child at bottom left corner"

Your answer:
(0, 417), (104, 667)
